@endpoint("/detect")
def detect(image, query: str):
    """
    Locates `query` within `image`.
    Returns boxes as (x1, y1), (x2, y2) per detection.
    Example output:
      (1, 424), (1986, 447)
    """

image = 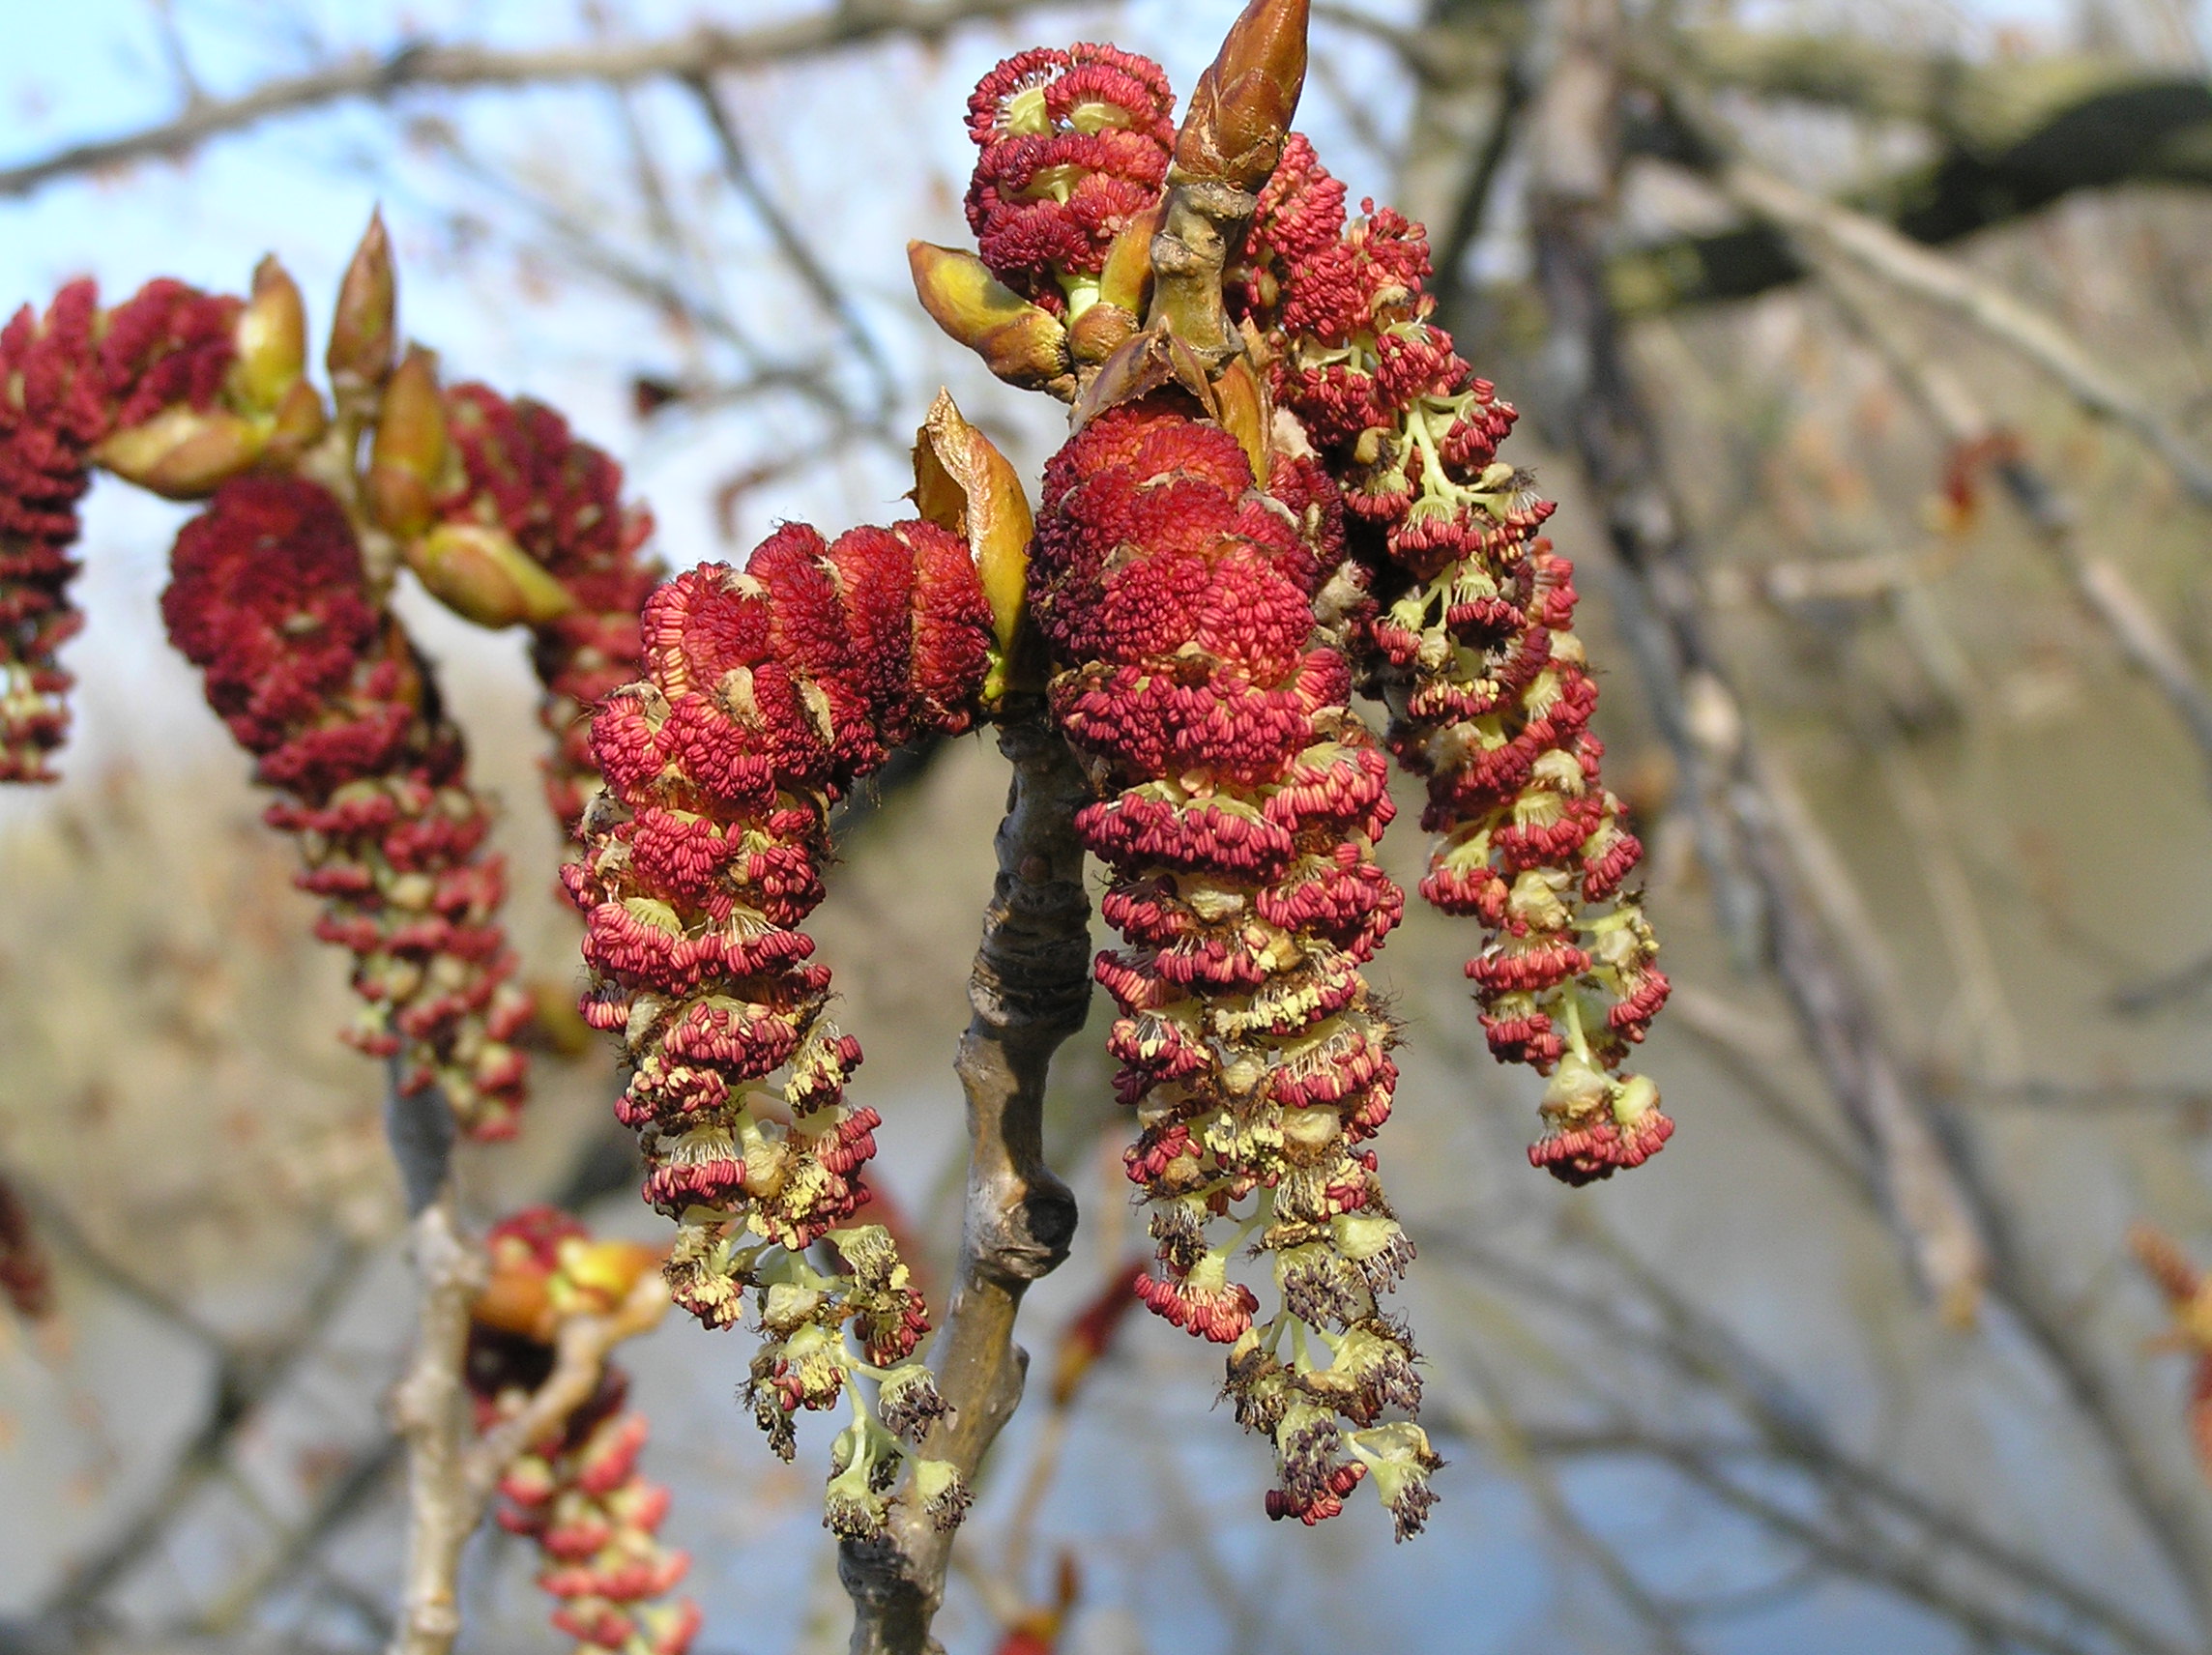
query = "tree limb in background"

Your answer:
(1815, 260), (2212, 791)
(1512, 7), (2212, 1619)
(1610, 33), (2212, 315)
(1516, 0), (1994, 1318)
(0, 0), (1064, 200)
(1699, 147), (2212, 507)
